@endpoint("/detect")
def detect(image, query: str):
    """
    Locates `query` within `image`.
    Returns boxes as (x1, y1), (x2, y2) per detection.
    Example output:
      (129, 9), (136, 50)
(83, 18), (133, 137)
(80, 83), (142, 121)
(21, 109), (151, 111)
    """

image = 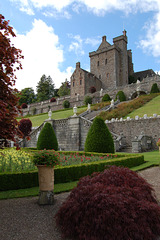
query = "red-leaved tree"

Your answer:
(56, 166), (160, 240)
(18, 118), (32, 147)
(0, 14), (23, 146)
